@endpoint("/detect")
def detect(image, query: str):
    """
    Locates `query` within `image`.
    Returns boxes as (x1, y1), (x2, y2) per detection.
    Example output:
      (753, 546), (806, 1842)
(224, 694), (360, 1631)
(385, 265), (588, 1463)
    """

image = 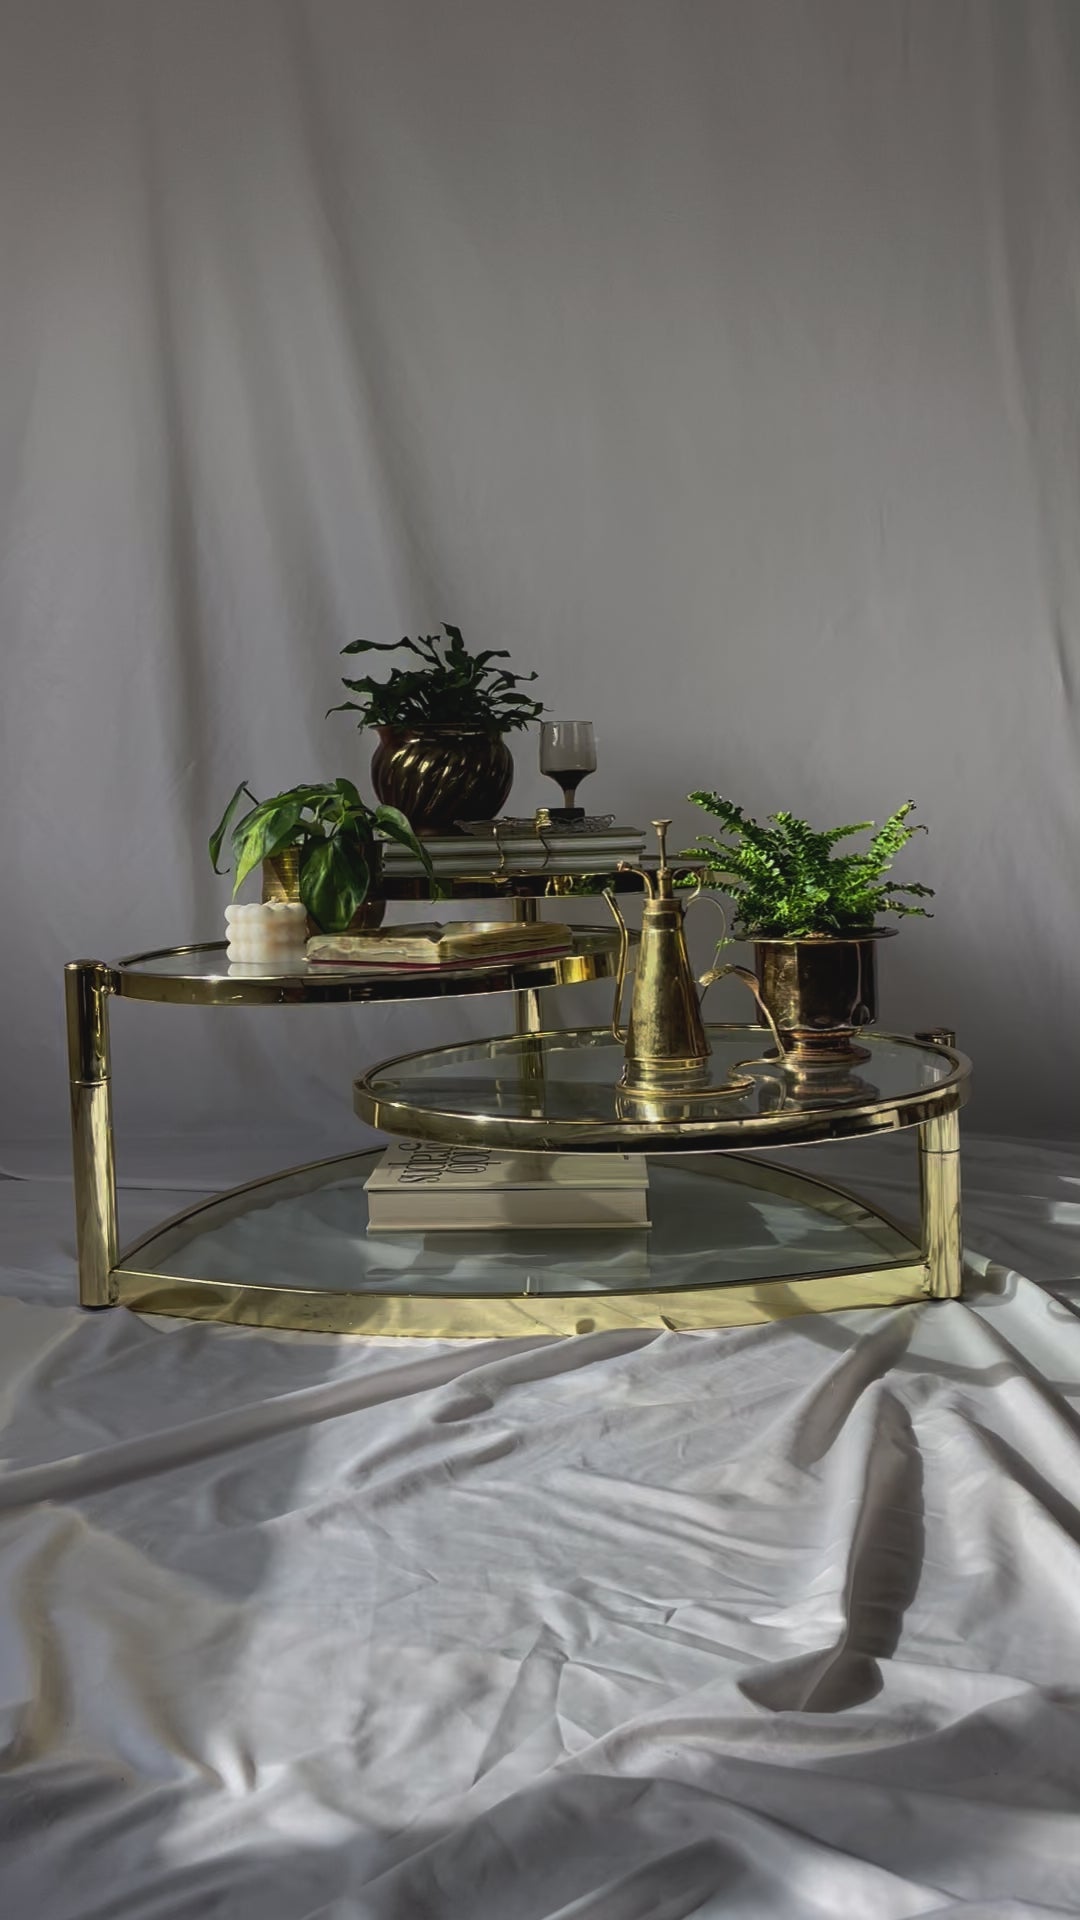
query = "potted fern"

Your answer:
(209, 778), (432, 934)
(329, 624), (544, 830)
(681, 794), (933, 1063)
